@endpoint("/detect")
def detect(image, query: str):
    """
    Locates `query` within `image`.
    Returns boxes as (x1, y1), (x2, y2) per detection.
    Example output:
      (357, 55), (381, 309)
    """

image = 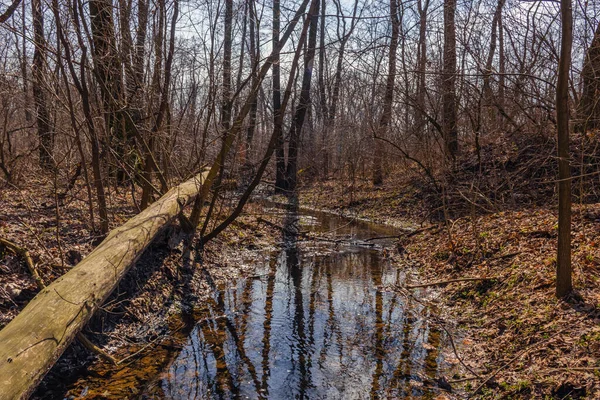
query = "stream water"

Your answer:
(148, 202), (447, 399)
